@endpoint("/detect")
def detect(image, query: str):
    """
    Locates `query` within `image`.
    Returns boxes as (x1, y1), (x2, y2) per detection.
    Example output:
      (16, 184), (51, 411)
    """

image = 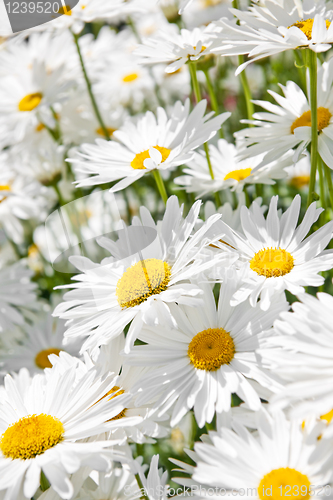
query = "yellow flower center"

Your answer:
(57, 5), (72, 15)
(288, 18), (331, 40)
(35, 123), (45, 132)
(35, 348), (62, 369)
(96, 126), (116, 138)
(106, 386), (127, 420)
(224, 168), (252, 182)
(18, 93), (43, 112)
(290, 175), (310, 188)
(188, 328), (235, 371)
(131, 146), (171, 170)
(0, 185), (11, 204)
(258, 468), (311, 500)
(291, 107), (332, 134)
(122, 72), (139, 83)
(0, 414), (64, 460)
(250, 248), (294, 278)
(320, 408), (333, 424)
(116, 259), (172, 309)
(193, 45), (207, 52)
